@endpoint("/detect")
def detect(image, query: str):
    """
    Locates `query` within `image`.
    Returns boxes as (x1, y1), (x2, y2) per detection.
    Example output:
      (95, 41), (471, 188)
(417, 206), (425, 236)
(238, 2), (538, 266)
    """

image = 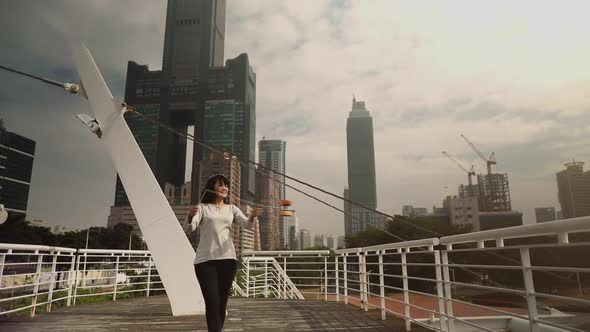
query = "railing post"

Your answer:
(434, 247), (447, 332)
(81, 251), (88, 287)
(324, 256), (328, 301)
(360, 252), (368, 311)
(520, 248), (539, 332)
(283, 257), (287, 299)
(67, 252), (77, 306)
(264, 259), (269, 298)
(0, 254), (5, 292)
(113, 256), (120, 301)
(31, 253), (43, 317)
(47, 253), (58, 312)
(441, 249), (455, 332)
(343, 254), (348, 305)
(400, 247), (411, 332)
(378, 250), (386, 320)
(146, 256), (152, 297)
(245, 258), (250, 297)
(335, 255), (340, 302)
